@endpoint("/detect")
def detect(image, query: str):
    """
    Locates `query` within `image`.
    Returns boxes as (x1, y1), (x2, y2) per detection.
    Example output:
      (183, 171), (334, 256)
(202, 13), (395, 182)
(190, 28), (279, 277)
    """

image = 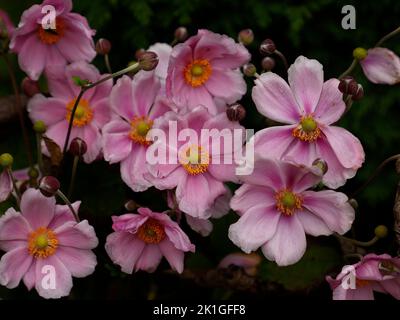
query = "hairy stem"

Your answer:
(68, 155), (79, 199)
(56, 190), (80, 222)
(376, 26), (400, 47)
(339, 59), (358, 79)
